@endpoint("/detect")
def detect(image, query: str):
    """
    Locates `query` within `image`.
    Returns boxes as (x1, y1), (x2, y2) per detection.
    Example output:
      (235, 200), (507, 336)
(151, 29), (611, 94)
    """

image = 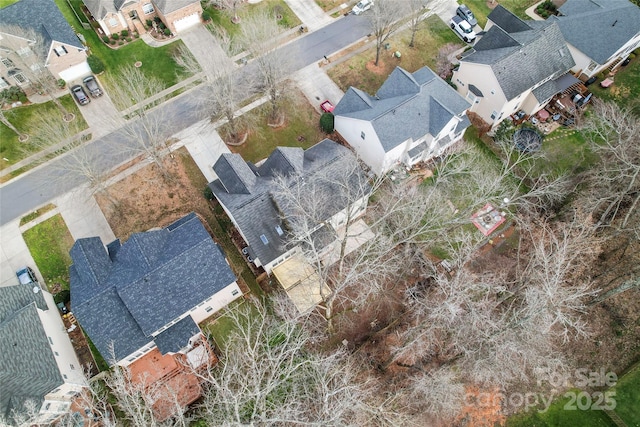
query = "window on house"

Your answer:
(0, 78), (8, 89)
(587, 61), (598, 71)
(232, 289), (239, 296)
(275, 225), (284, 236)
(260, 234), (269, 244)
(54, 45), (68, 56)
(109, 17), (118, 27)
(63, 374), (68, 379)
(143, 3), (155, 14)
(490, 111), (498, 120)
(360, 131), (365, 140)
(54, 351), (59, 356)
(70, 364), (75, 370)
(48, 336), (53, 345)
(205, 306), (214, 313)
(1, 57), (13, 68)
